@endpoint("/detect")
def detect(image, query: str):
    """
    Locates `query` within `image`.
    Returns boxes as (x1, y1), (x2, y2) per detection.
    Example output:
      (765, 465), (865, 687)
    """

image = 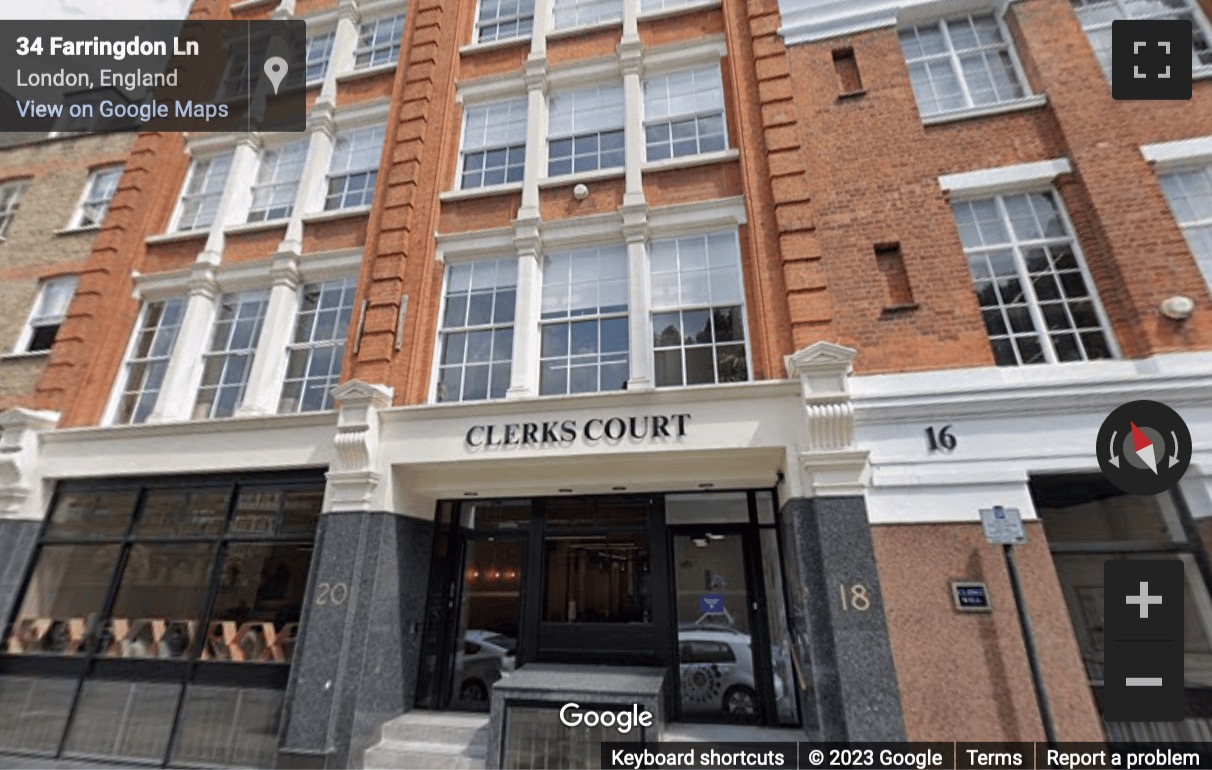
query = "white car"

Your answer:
(677, 627), (787, 720)
(452, 630), (516, 704)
